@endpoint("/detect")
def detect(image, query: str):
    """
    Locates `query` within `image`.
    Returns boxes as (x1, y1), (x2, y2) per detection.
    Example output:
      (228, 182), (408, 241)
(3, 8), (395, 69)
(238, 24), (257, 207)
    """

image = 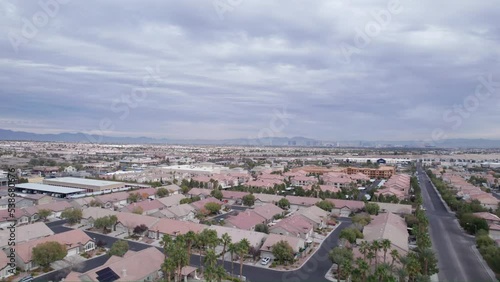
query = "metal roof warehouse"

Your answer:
(42, 177), (126, 192)
(16, 183), (85, 198)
